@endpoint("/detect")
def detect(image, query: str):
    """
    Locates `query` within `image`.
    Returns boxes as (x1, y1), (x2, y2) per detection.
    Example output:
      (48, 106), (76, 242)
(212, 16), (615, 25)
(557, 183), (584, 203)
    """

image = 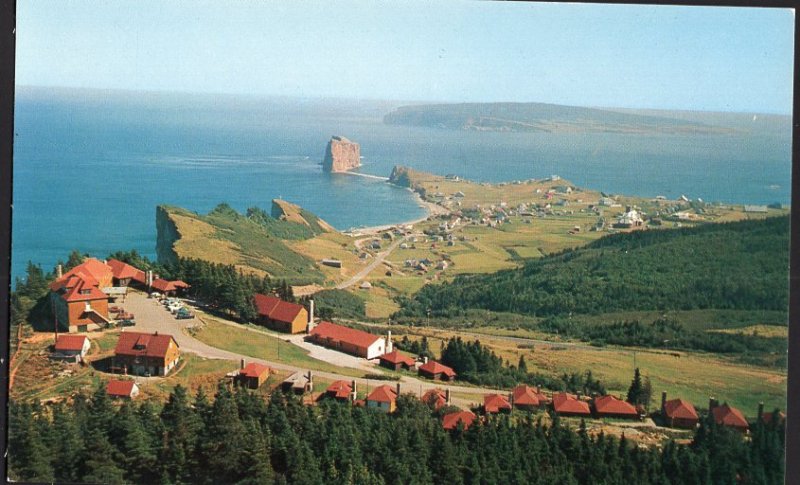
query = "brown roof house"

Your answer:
(325, 380), (356, 402)
(593, 395), (640, 420)
(235, 361), (271, 389)
(113, 331), (180, 377)
(52, 334), (91, 363)
(254, 294), (309, 334)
